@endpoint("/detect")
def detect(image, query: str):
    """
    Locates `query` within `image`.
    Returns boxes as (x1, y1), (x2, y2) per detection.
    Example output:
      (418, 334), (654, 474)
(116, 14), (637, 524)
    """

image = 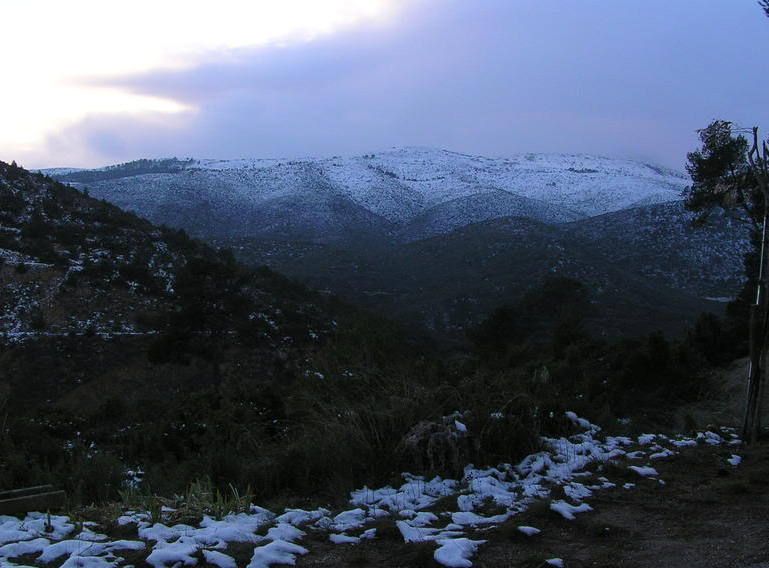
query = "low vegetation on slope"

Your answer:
(224, 204), (748, 339)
